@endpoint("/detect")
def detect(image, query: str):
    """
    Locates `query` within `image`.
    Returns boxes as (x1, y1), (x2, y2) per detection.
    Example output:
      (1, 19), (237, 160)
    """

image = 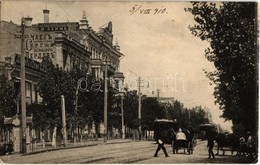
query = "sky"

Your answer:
(0, 0), (233, 131)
